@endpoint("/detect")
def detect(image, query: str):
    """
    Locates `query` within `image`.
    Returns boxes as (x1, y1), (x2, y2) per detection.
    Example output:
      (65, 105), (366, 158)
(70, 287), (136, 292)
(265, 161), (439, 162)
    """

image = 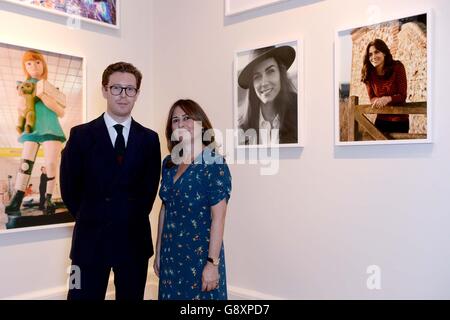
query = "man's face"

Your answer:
(102, 72), (140, 118)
